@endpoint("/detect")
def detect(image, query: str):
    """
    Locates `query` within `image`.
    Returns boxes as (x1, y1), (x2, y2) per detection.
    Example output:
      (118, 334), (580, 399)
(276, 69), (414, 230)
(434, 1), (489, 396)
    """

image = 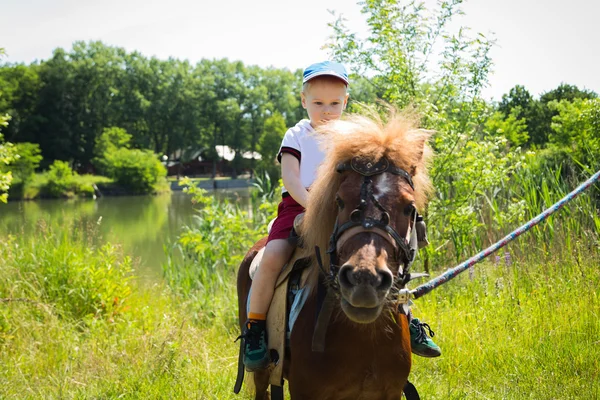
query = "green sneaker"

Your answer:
(240, 320), (270, 371)
(409, 318), (441, 358)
